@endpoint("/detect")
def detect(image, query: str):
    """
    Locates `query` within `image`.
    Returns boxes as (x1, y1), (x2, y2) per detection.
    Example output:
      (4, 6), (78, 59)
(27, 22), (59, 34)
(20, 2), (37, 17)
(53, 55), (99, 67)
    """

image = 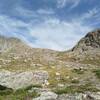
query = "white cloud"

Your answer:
(57, 0), (67, 8)
(57, 0), (80, 9)
(80, 8), (100, 21)
(70, 0), (80, 9)
(75, 7), (100, 26)
(37, 8), (55, 15)
(15, 7), (38, 19)
(14, 6), (55, 23)
(28, 18), (92, 51)
(0, 7), (99, 51)
(0, 15), (29, 37)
